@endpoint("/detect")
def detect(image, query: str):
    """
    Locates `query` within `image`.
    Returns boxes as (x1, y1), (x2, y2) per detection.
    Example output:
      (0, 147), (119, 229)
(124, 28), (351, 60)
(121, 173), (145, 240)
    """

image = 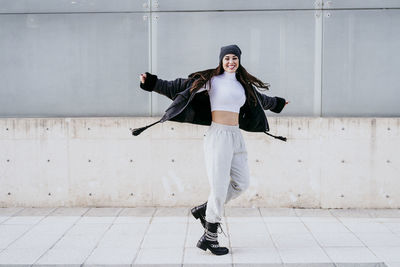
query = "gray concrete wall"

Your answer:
(1, 117), (399, 208)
